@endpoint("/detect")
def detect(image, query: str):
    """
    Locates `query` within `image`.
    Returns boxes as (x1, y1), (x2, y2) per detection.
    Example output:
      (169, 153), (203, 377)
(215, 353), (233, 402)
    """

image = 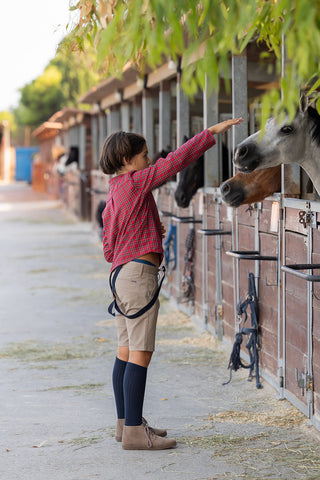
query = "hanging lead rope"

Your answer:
(163, 223), (177, 273)
(223, 272), (262, 389)
(181, 228), (195, 301)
